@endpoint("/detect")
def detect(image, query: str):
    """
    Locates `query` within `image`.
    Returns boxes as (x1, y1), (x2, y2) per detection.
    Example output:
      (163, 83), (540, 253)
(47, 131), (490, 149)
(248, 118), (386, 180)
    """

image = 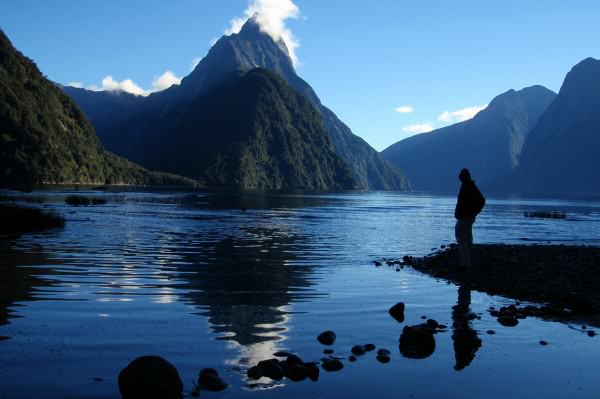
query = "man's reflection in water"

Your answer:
(451, 284), (482, 370)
